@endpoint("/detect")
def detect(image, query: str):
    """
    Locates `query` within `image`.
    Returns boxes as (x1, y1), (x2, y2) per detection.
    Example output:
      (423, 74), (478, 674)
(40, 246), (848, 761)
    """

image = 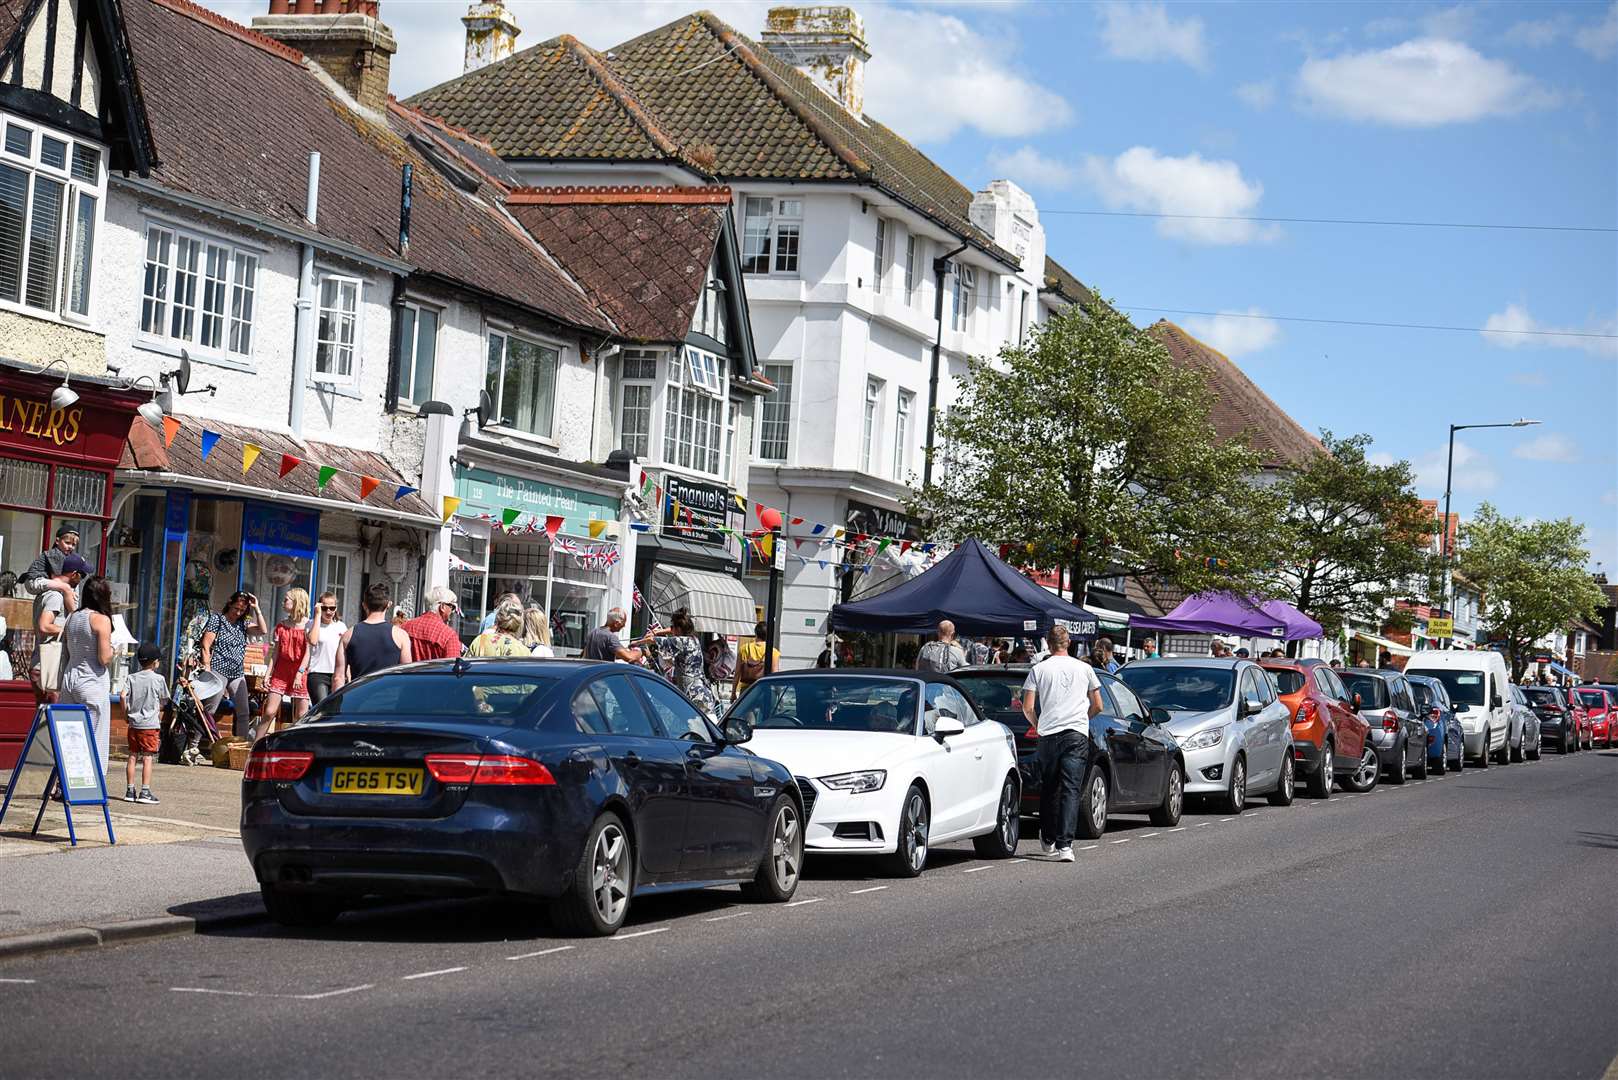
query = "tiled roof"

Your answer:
(509, 186), (729, 343)
(0, 0), (30, 52)
(1148, 320), (1323, 470)
(123, 0), (611, 334)
(1041, 255), (1092, 305)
